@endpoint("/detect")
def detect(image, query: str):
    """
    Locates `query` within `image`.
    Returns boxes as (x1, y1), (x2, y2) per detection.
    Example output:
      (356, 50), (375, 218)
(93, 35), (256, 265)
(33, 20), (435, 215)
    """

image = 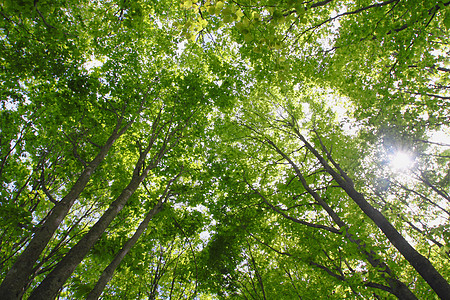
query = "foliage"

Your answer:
(0, 0), (449, 299)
